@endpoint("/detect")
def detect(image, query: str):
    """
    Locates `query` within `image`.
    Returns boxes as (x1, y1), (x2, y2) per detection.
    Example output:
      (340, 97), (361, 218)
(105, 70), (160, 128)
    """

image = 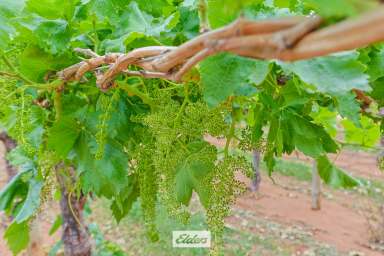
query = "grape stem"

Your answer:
(198, 0), (210, 33)
(224, 115), (236, 158)
(117, 81), (155, 109)
(173, 83), (190, 127)
(1, 54), (34, 84)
